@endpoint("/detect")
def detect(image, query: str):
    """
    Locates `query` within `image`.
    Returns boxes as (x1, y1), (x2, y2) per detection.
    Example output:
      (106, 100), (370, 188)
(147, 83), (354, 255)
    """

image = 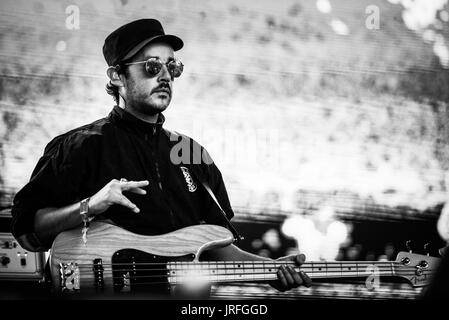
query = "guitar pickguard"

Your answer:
(111, 249), (195, 296)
